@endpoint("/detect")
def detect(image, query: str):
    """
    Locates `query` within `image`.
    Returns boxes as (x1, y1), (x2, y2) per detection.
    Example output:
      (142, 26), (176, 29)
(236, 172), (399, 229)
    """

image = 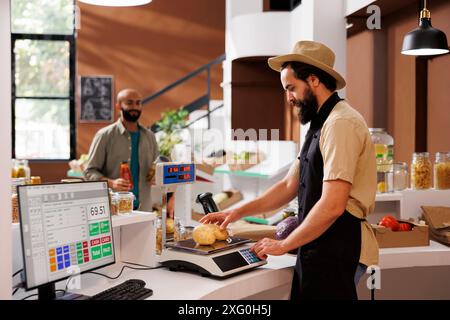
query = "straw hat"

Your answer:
(268, 40), (346, 90)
